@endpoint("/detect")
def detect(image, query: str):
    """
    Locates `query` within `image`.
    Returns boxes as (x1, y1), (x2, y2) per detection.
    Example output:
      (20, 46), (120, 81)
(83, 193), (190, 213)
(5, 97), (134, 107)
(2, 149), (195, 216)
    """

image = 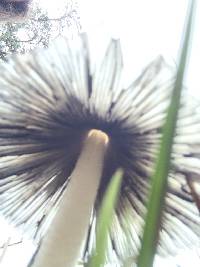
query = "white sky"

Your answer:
(39, 0), (200, 99)
(1, 0), (200, 266)
(78, 0), (200, 99)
